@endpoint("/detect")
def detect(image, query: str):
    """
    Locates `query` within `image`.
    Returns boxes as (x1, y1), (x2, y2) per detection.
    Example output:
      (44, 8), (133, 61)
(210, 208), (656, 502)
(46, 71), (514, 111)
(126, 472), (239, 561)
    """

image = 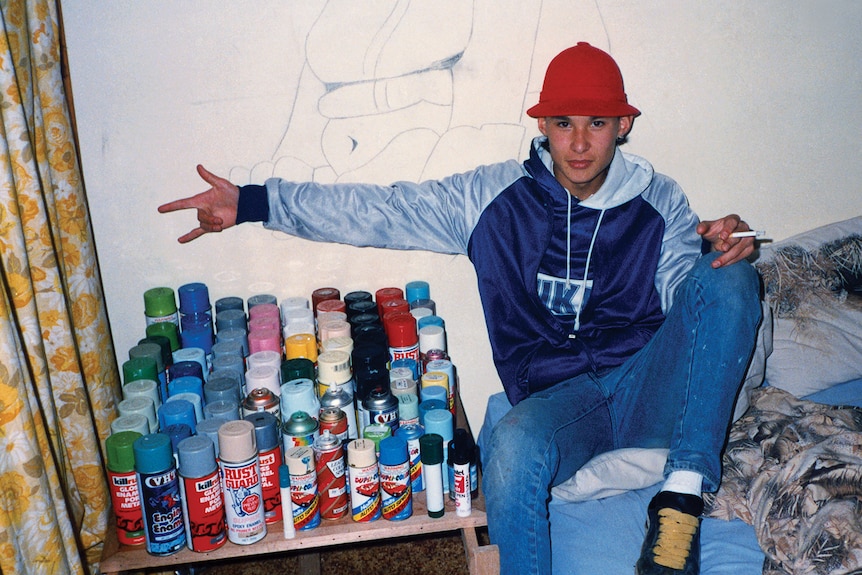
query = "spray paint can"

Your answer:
(245, 411), (283, 524)
(218, 420), (267, 545)
(284, 446), (321, 531)
(144, 287), (179, 328)
(347, 439), (381, 523)
(378, 435), (412, 521)
(317, 349), (354, 397)
(105, 431), (145, 546)
(395, 423), (424, 493)
(282, 410), (320, 450)
(320, 382), (358, 440)
(425, 359), (456, 414)
(176, 435), (227, 552)
(312, 429), (348, 519)
(362, 424), (391, 454)
(241, 387), (280, 420)
(386, 313), (420, 368)
(318, 407), (348, 443)
(133, 433), (186, 555)
(362, 387), (399, 435)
